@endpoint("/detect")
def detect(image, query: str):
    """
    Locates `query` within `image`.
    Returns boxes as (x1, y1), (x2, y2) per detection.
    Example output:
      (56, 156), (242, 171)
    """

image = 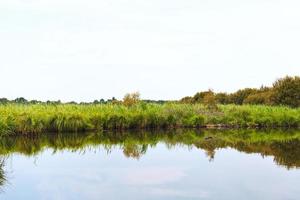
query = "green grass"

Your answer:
(0, 103), (299, 135)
